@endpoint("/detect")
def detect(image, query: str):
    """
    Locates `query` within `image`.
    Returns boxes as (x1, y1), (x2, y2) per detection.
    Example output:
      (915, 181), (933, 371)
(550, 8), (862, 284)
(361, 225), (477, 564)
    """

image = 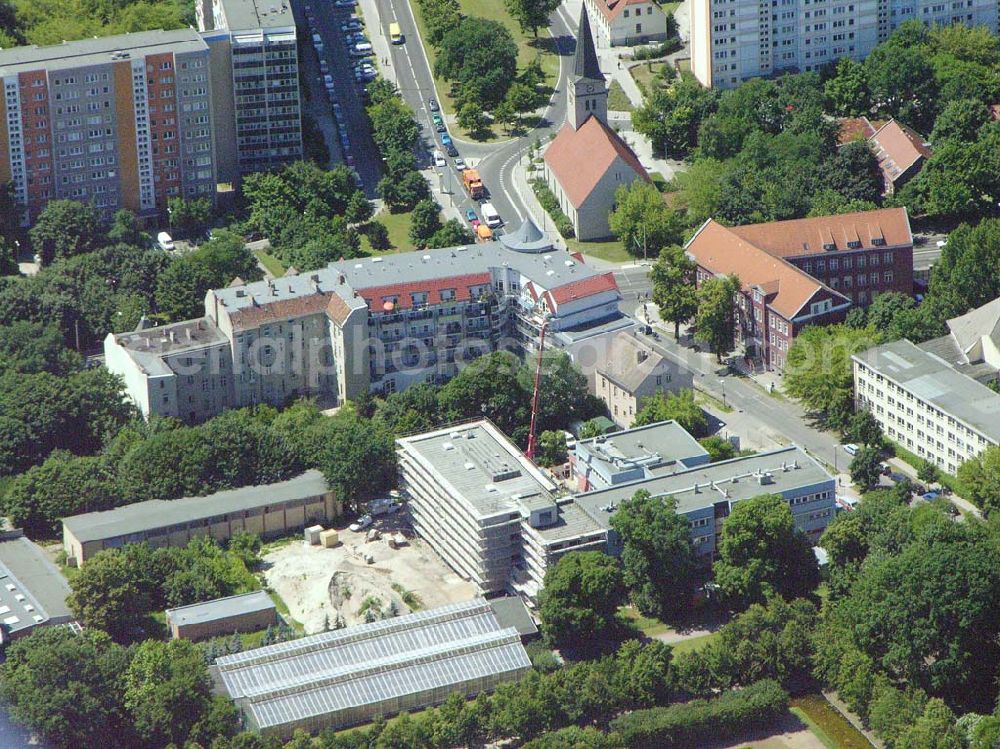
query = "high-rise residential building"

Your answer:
(0, 30), (216, 225)
(0, 0), (301, 225)
(196, 0), (302, 183)
(690, 0), (998, 89)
